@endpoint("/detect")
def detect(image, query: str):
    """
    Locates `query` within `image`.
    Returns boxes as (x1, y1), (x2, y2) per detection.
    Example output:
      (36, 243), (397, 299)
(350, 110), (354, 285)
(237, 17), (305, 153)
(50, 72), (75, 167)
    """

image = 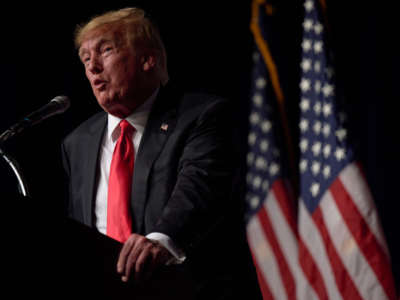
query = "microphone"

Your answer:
(0, 95), (71, 143)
